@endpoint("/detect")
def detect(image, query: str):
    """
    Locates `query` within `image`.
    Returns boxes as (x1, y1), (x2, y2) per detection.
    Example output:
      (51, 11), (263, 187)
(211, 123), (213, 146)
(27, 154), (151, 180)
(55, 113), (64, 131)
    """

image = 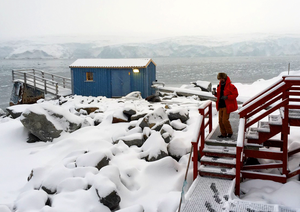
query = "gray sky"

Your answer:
(1, 0), (300, 40)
